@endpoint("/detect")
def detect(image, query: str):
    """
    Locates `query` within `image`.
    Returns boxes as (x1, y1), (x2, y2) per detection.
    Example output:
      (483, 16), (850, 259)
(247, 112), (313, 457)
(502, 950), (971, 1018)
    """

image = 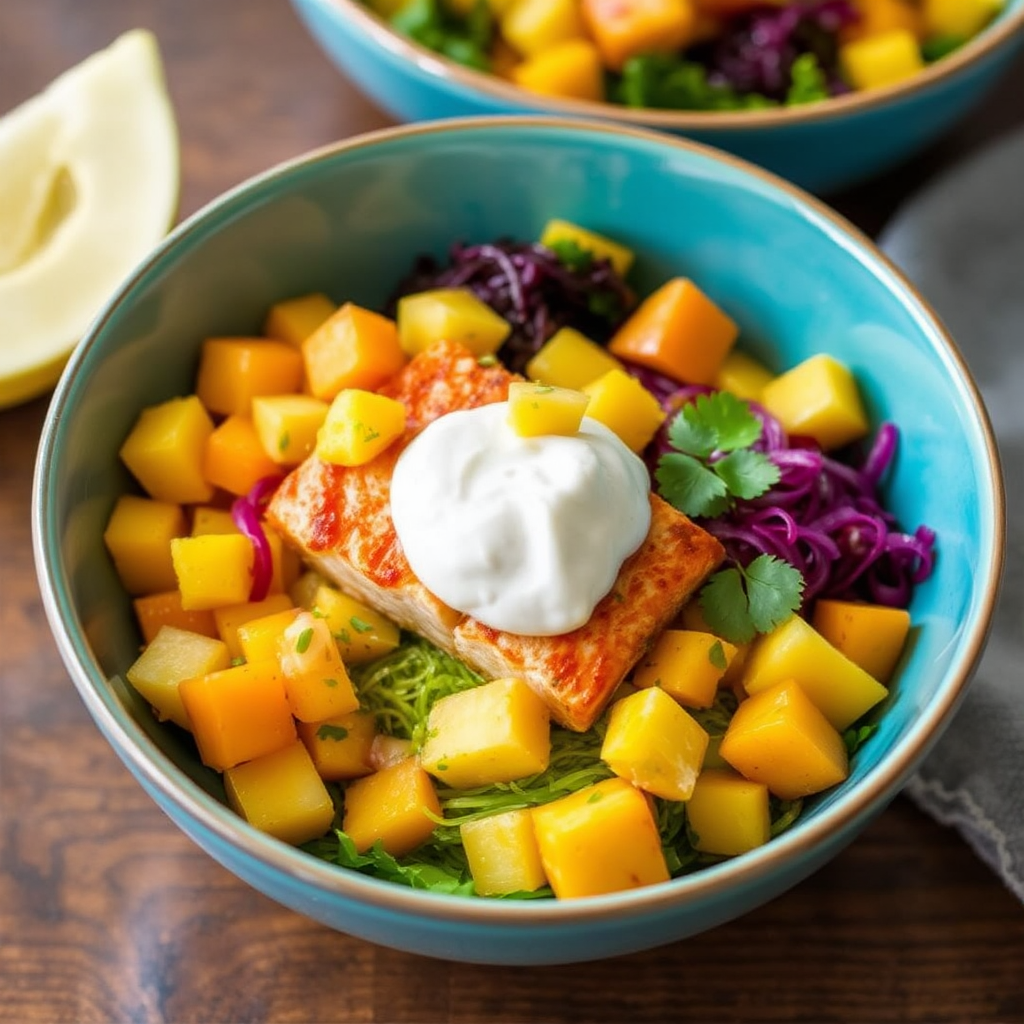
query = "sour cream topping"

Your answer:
(389, 402), (652, 636)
